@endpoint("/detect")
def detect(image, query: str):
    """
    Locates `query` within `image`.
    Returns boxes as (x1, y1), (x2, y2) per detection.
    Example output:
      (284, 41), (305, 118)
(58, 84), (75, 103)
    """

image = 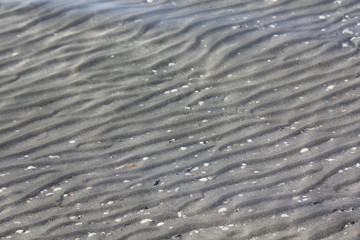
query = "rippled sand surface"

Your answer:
(1, 0), (360, 239)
